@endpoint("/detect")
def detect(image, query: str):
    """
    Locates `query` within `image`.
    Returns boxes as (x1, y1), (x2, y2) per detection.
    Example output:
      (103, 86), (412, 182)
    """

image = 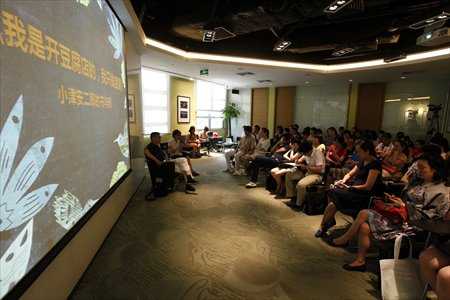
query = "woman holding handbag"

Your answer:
(329, 152), (450, 272)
